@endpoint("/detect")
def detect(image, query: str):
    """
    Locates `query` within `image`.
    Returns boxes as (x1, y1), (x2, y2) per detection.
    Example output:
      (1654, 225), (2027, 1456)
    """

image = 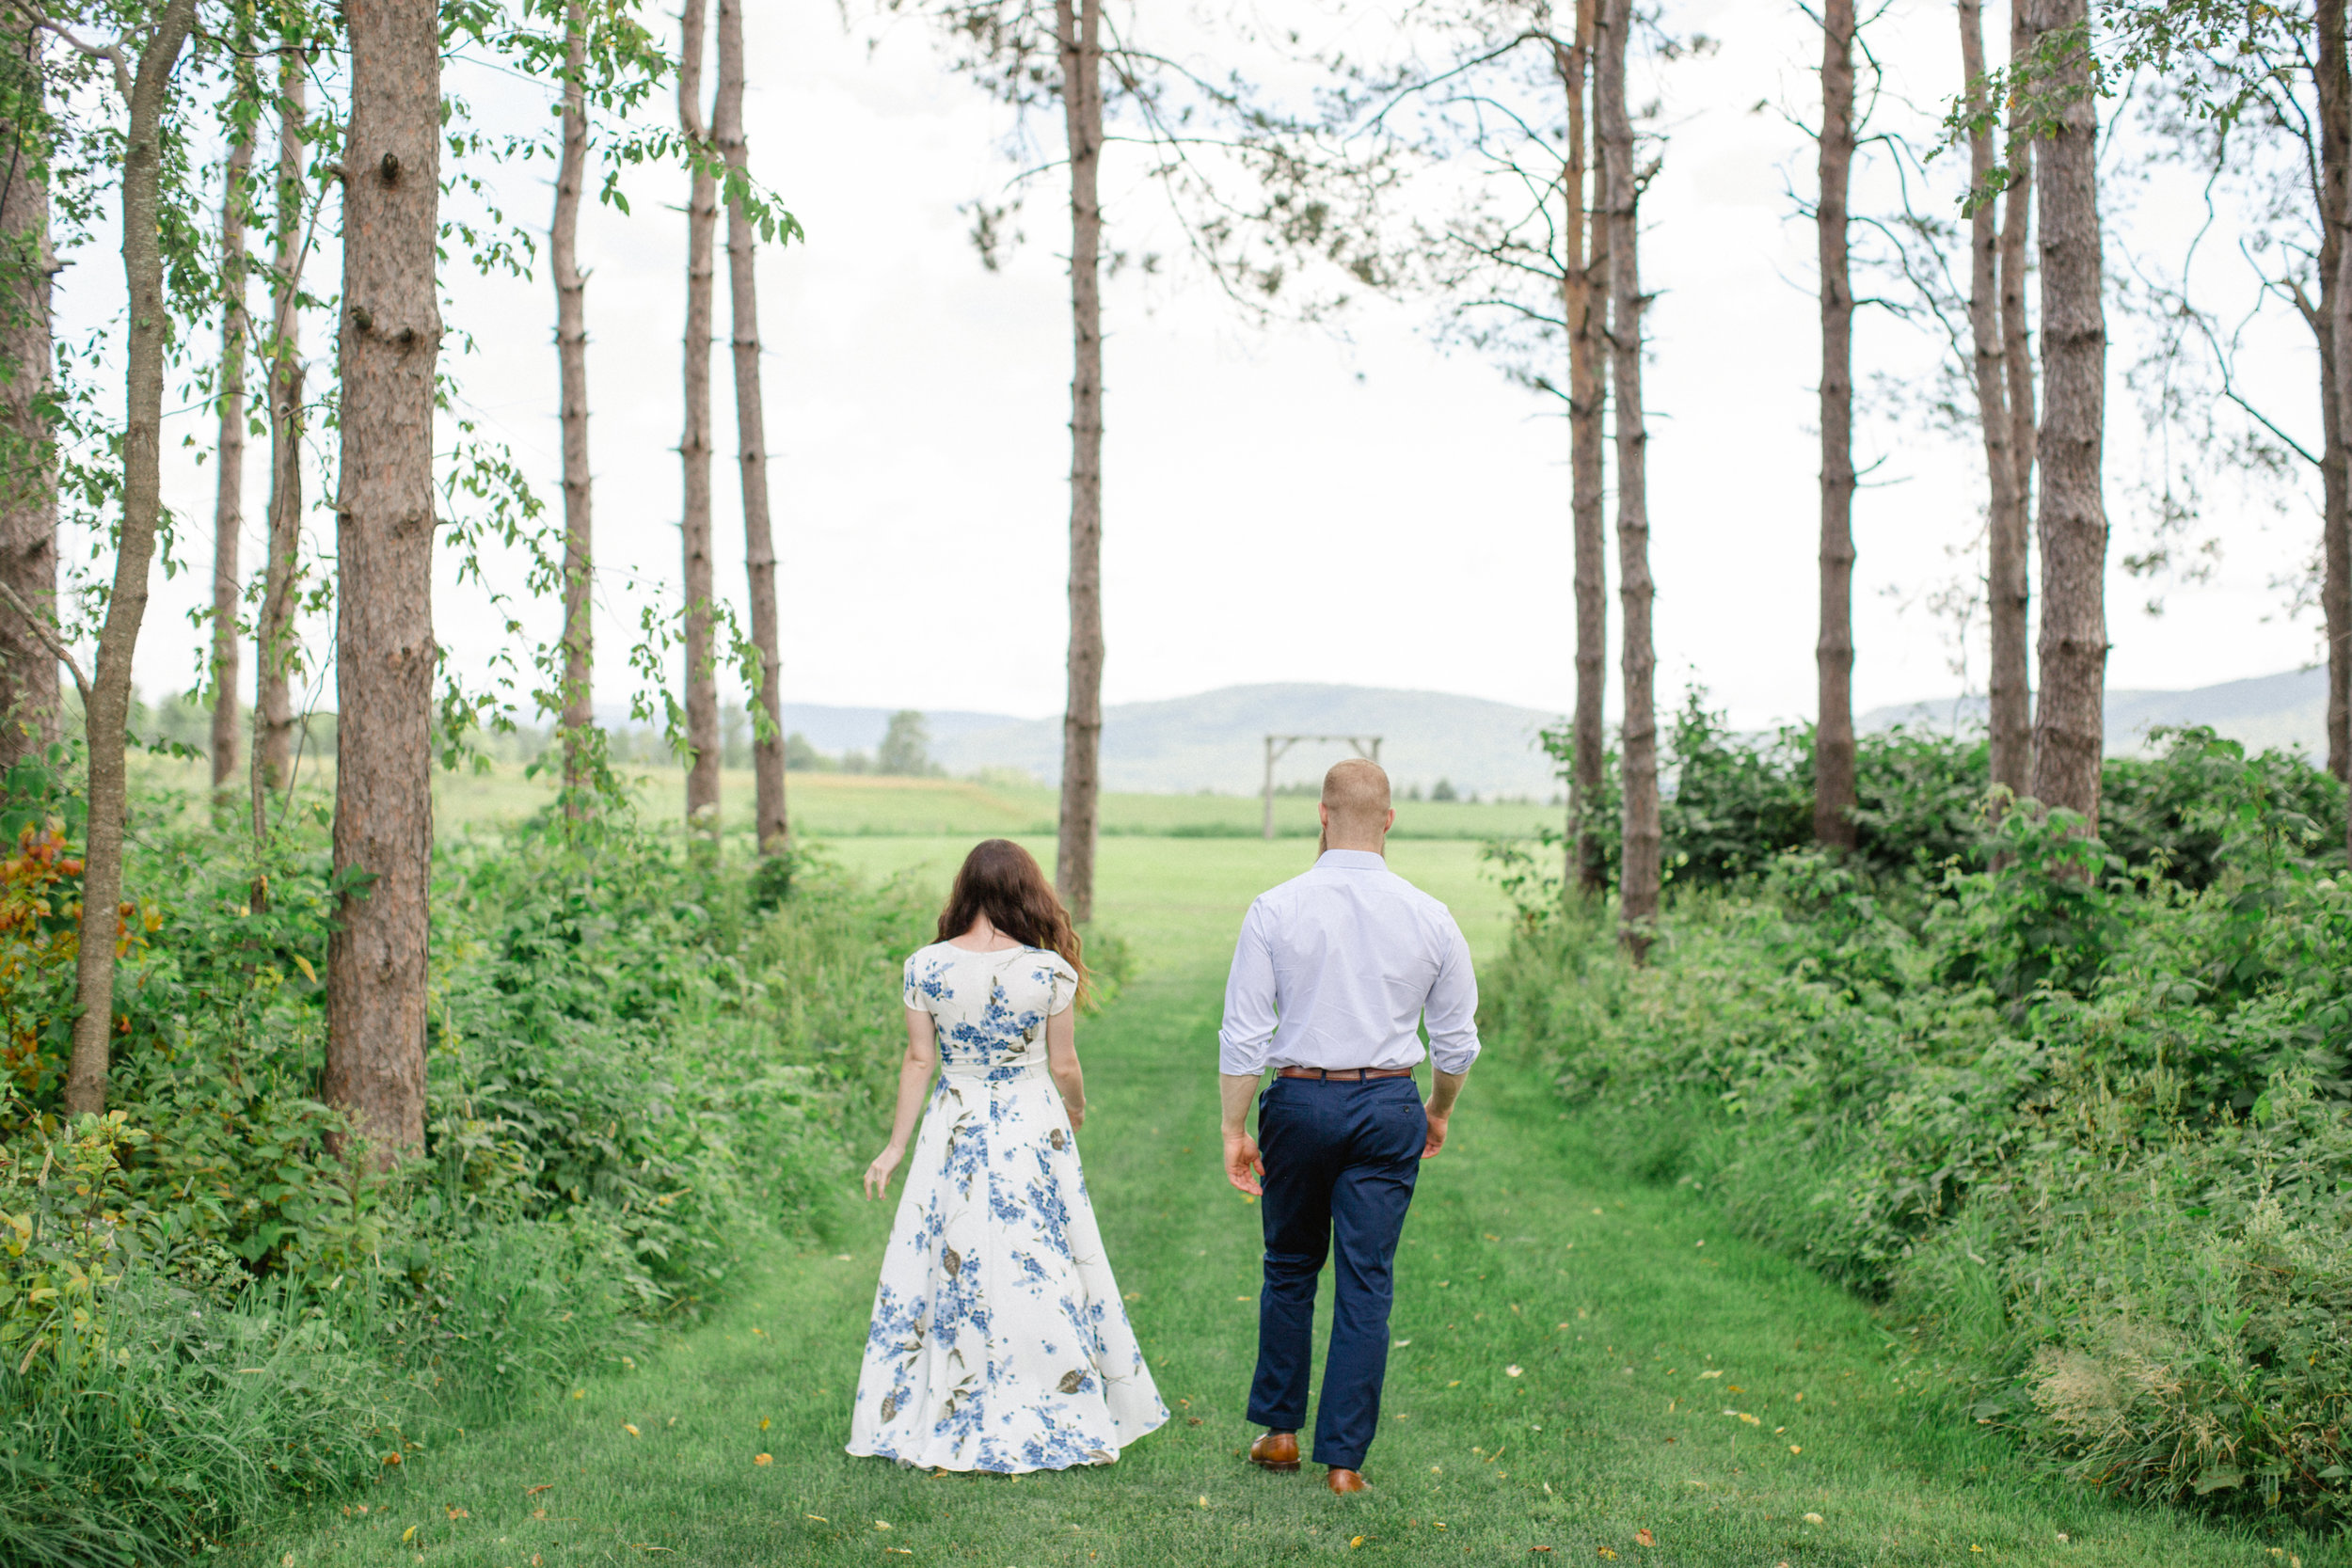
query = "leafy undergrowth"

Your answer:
(226, 956), (2334, 1568)
(0, 754), (931, 1566)
(1490, 733), (2352, 1530)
